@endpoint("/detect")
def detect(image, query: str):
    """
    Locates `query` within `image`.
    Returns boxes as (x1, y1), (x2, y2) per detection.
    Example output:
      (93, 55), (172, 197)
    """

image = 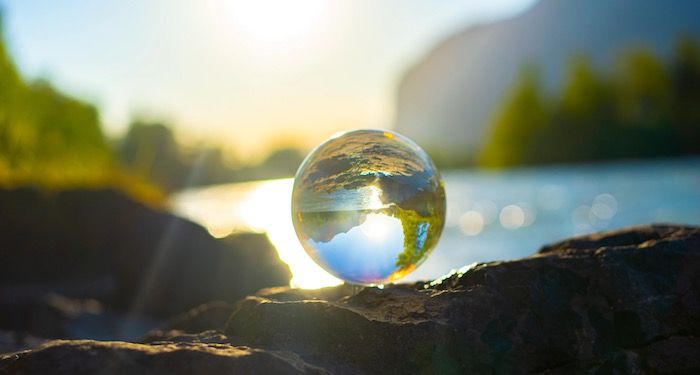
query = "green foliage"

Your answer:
(669, 37), (700, 154)
(479, 66), (548, 167)
(0, 25), (111, 183)
(393, 204), (442, 273)
(480, 38), (700, 167)
(0, 16), (302, 194)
